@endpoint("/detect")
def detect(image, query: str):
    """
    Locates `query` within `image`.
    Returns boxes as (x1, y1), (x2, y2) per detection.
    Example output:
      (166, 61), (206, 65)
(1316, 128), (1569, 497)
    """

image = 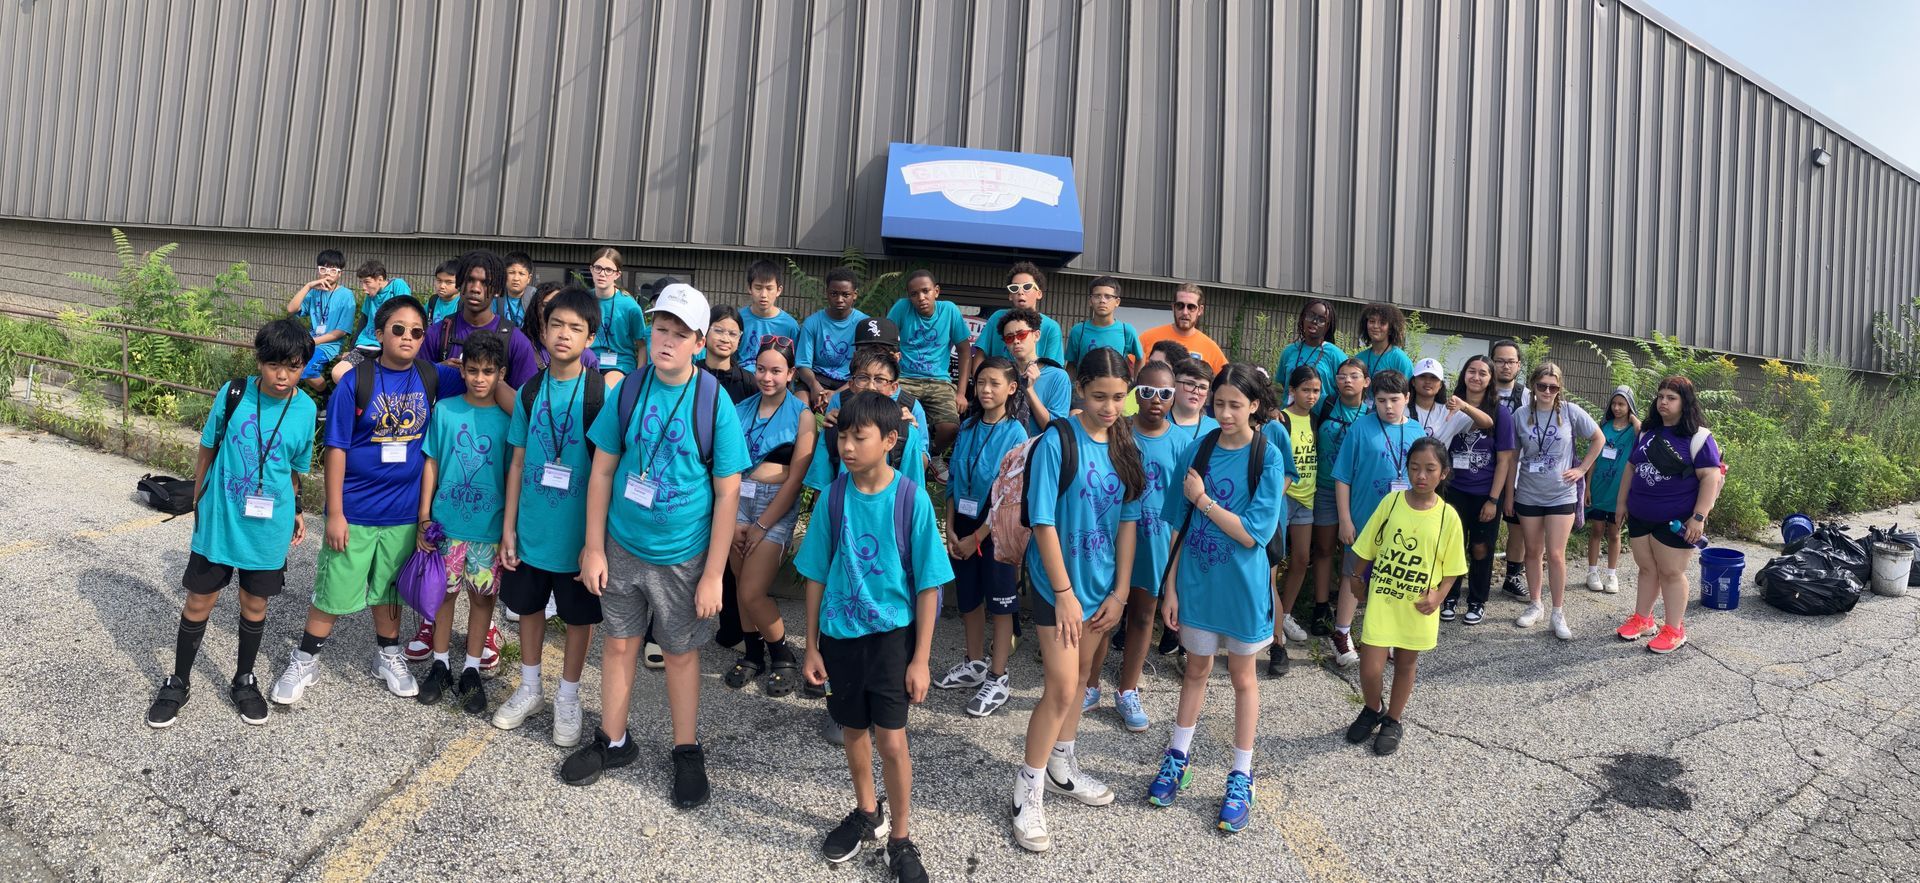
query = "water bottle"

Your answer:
(1669, 519), (1709, 550)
